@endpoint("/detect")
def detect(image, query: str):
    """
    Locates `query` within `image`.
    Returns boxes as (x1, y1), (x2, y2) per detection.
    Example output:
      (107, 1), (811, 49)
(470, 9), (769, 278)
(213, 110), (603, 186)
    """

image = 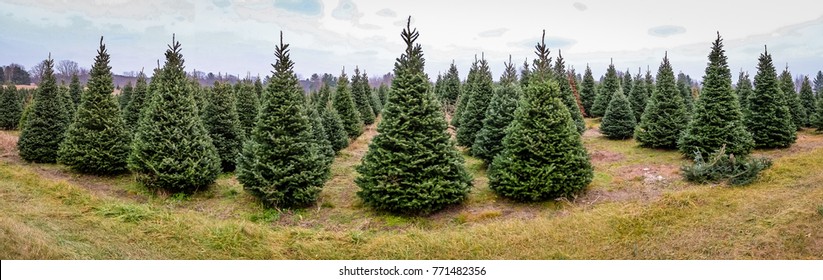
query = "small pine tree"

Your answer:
(452, 58), (478, 128)
(308, 105), (334, 166)
(779, 67), (807, 130)
(237, 32), (330, 208)
(119, 82), (133, 109)
(554, 50), (585, 133)
(377, 83), (389, 105)
(813, 93), (823, 131)
(128, 35), (221, 191)
(746, 46), (796, 148)
(356, 18), (472, 215)
(68, 73), (82, 110)
(677, 73), (694, 115)
(472, 56), (520, 162)
(60, 82), (76, 119)
(332, 69), (363, 138)
(0, 83), (23, 130)
(813, 71), (823, 98)
(600, 87), (636, 139)
(519, 59), (531, 88)
(58, 37), (131, 175)
(799, 76), (817, 127)
(488, 30), (593, 202)
(123, 72), (148, 132)
(320, 102), (349, 153)
(18, 56), (71, 163)
(235, 80), (260, 138)
(351, 67), (375, 125)
(678, 33), (754, 159)
(456, 55), (494, 147)
(580, 65), (596, 117)
(590, 61), (620, 117)
(736, 71), (753, 116)
(628, 69), (648, 122)
(254, 77), (264, 100)
(635, 53), (690, 149)
(622, 69), (633, 97)
(203, 81), (244, 172)
(440, 61), (461, 108)
(369, 87), (383, 116)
